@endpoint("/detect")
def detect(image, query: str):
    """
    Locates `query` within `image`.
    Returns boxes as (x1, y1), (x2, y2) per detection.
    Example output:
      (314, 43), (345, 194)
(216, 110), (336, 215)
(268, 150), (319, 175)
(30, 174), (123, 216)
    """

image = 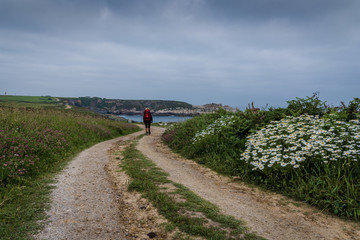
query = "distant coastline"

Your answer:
(61, 97), (238, 117)
(118, 110), (199, 117)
